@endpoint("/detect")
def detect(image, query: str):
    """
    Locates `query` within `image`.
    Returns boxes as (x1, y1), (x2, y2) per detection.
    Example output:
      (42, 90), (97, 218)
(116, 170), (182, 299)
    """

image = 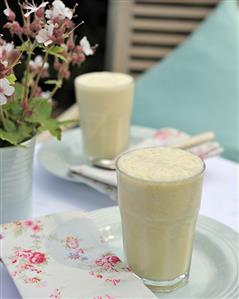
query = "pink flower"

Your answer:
(4, 21), (23, 36)
(32, 224), (40, 232)
(22, 220), (41, 232)
(36, 23), (54, 46)
(22, 1), (49, 18)
(107, 256), (121, 265)
(23, 220), (34, 227)
(12, 270), (17, 277)
(89, 271), (103, 279)
(50, 288), (61, 299)
(30, 277), (41, 284)
(65, 236), (79, 249)
(29, 18), (43, 33)
(0, 41), (14, 60)
(105, 278), (120, 286)
(28, 252), (46, 264)
(0, 78), (15, 105)
(95, 255), (121, 271)
(154, 130), (172, 140)
(72, 49), (85, 65)
(0, 234), (3, 240)
(16, 249), (33, 259)
(0, 39), (20, 78)
(3, 0), (16, 21)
